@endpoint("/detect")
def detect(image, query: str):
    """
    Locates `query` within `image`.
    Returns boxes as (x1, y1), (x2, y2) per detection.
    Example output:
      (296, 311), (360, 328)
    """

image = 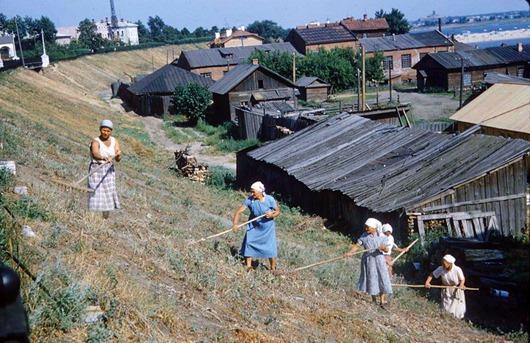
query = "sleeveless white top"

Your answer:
(92, 137), (115, 163)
